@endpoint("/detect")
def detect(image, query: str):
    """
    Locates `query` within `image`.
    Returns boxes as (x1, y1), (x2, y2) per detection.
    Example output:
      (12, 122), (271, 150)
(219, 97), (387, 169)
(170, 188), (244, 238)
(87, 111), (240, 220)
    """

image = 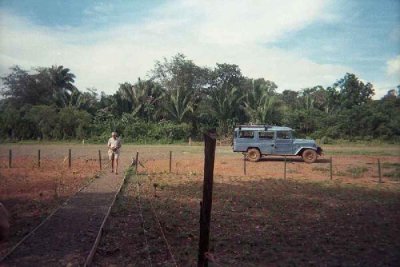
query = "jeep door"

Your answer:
(233, 130), (255, 152)
(257, 131), (275, 154)
(273, 131), (294, 155)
